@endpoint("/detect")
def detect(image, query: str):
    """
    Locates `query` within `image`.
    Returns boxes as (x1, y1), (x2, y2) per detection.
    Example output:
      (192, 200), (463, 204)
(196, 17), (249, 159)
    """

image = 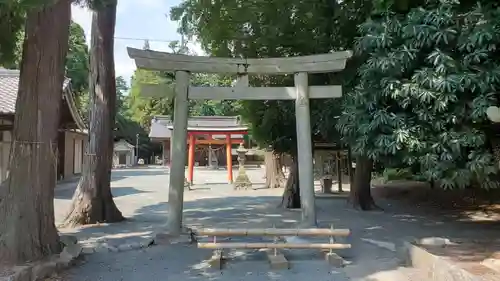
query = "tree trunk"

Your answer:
(349, 155), (378, 210)
(0, 0), (71, 264)
(280, 156), (300, 208)
(264, 151), (285, 188)
(63, 1), (124, 227)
